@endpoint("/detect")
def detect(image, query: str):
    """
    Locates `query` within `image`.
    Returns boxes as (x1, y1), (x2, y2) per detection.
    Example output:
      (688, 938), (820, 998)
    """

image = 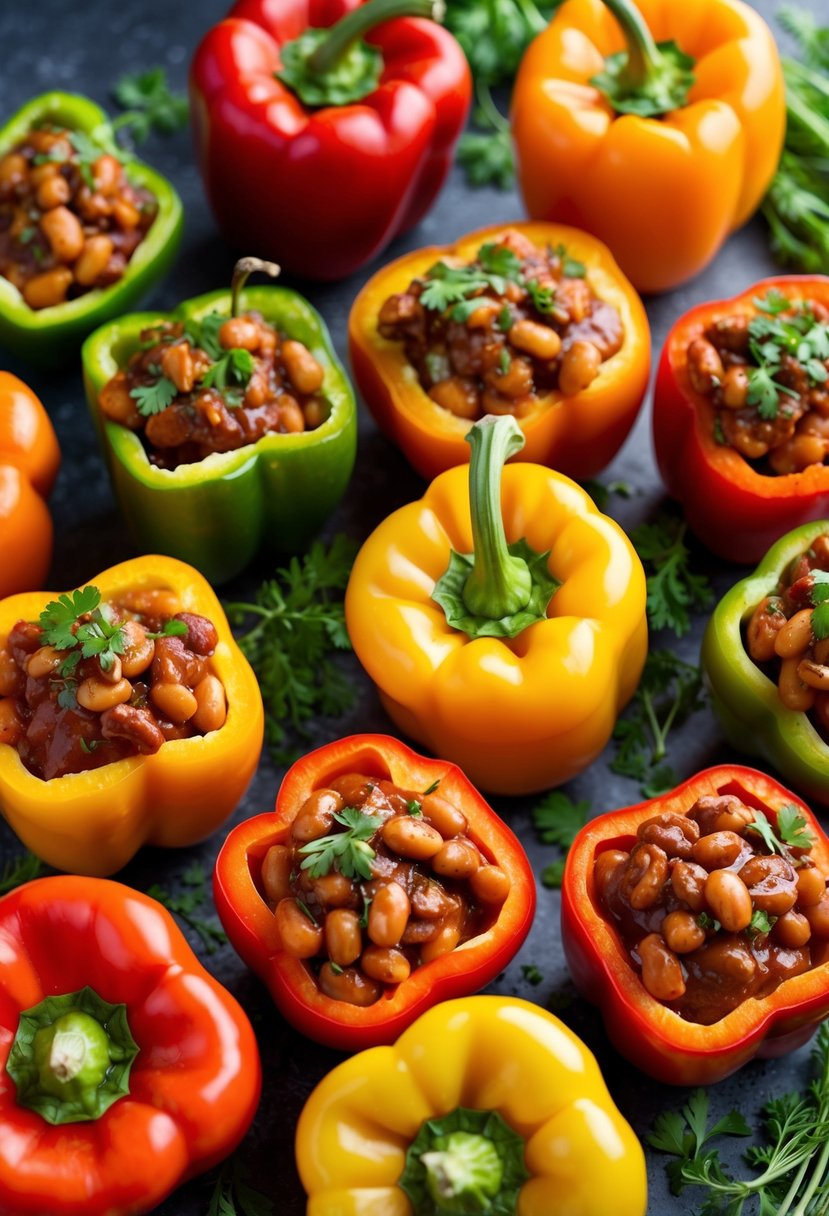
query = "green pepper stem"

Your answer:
(421, 1133), (504, 1212)
(600, 0), (663, 85)
(462, 417), (532, 621)
(308, 0), (444, 75)
(231, 256), (281, 317)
